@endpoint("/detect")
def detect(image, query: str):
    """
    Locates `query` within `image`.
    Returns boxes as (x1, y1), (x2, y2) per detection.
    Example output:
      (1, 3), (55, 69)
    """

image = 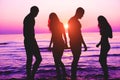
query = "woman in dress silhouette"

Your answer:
(48, 12), (68, 80)
(96, 15), (113, 80)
